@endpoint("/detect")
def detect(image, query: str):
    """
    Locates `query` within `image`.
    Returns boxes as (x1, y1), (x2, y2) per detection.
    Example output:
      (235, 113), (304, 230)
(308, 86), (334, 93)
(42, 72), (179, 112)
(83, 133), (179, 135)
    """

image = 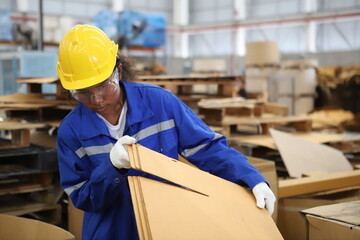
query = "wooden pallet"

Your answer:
(0, 121), (46, 149)
(16, 77), (66, 99)
(220, 116), (312, 138)
(199, 99), (289, 126)
(0, 92), (73, 122)
(136, 74), (240, 97)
